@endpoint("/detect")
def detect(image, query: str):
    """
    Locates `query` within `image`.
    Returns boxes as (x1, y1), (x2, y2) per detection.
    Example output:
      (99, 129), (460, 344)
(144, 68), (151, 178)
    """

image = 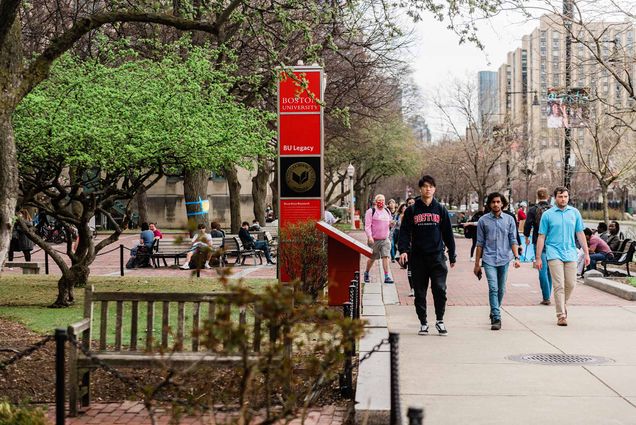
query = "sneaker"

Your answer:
(384, 275), (394, 284)
(391, 258), (396, 263)
(491, 319), (501, 330)
(418, 324), (429, 335)
(204, 263), (212, 269)
(435, 321), (448, 336)
(179, 263), (190, 270)
(409, 288), (415, 297)
(557, 316), (568, 326)
(540, 299), (551, 305)
(470, 257), (475, 262)
(364, 271), (370, 283)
